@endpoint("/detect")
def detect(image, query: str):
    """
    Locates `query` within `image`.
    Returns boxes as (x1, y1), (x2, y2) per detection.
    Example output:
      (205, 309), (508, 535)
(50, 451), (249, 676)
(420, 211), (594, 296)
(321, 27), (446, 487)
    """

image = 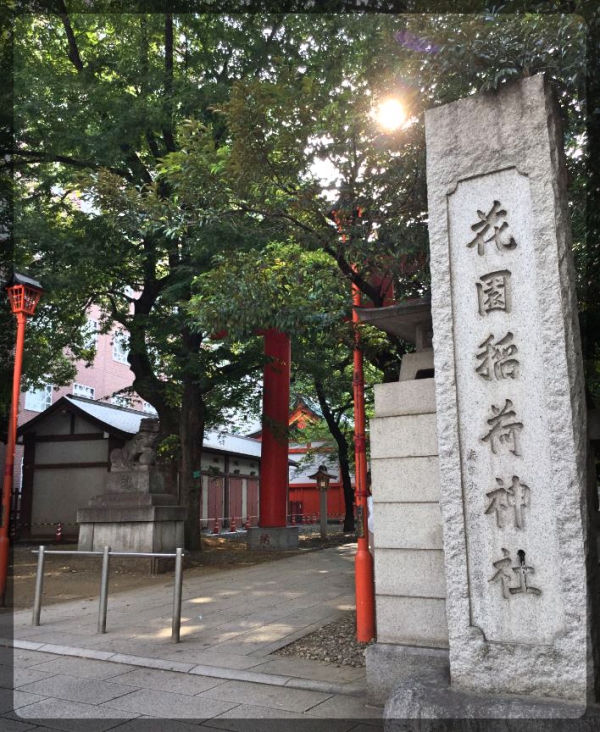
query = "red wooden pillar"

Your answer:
(259, 329), (290, 528)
